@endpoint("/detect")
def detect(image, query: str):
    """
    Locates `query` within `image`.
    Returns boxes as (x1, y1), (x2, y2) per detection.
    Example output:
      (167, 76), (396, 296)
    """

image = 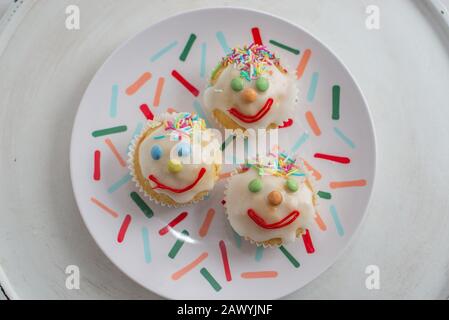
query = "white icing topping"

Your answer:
(203, 64), (297, 129)
(225, 169), (315, 243)
(137, 122), (221, 203)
